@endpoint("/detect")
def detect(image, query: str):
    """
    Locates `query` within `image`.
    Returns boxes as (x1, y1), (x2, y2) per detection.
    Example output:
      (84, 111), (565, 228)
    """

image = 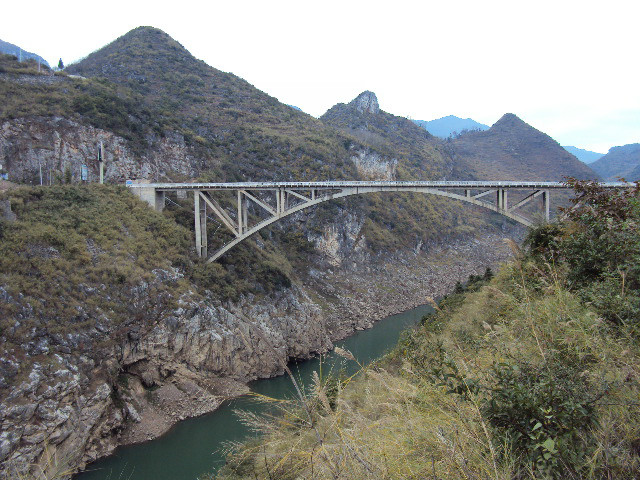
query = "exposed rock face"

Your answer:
(0, 117), (200, 184)
(351, 150), (397, 180)
(350, 91), (379, 114)
(0, 355), (120, 478)
(0, 198), (15, 221)
(311, 212), (367, 267)
(0, 211), (520, 478)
